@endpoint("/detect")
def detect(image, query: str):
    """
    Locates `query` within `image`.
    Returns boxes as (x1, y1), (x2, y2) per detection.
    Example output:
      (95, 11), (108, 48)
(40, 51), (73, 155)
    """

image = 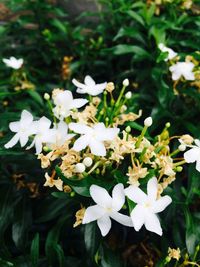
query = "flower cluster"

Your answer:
(5, 75), (200, 237)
